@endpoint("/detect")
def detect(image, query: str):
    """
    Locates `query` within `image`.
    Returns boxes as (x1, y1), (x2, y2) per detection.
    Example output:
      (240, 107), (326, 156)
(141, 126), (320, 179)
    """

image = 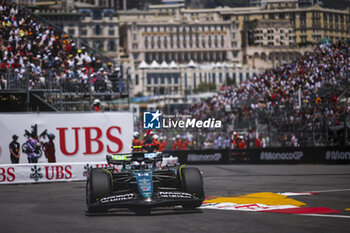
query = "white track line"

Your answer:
(300, 214), (350, 219)
(306, 188), (350, 193)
